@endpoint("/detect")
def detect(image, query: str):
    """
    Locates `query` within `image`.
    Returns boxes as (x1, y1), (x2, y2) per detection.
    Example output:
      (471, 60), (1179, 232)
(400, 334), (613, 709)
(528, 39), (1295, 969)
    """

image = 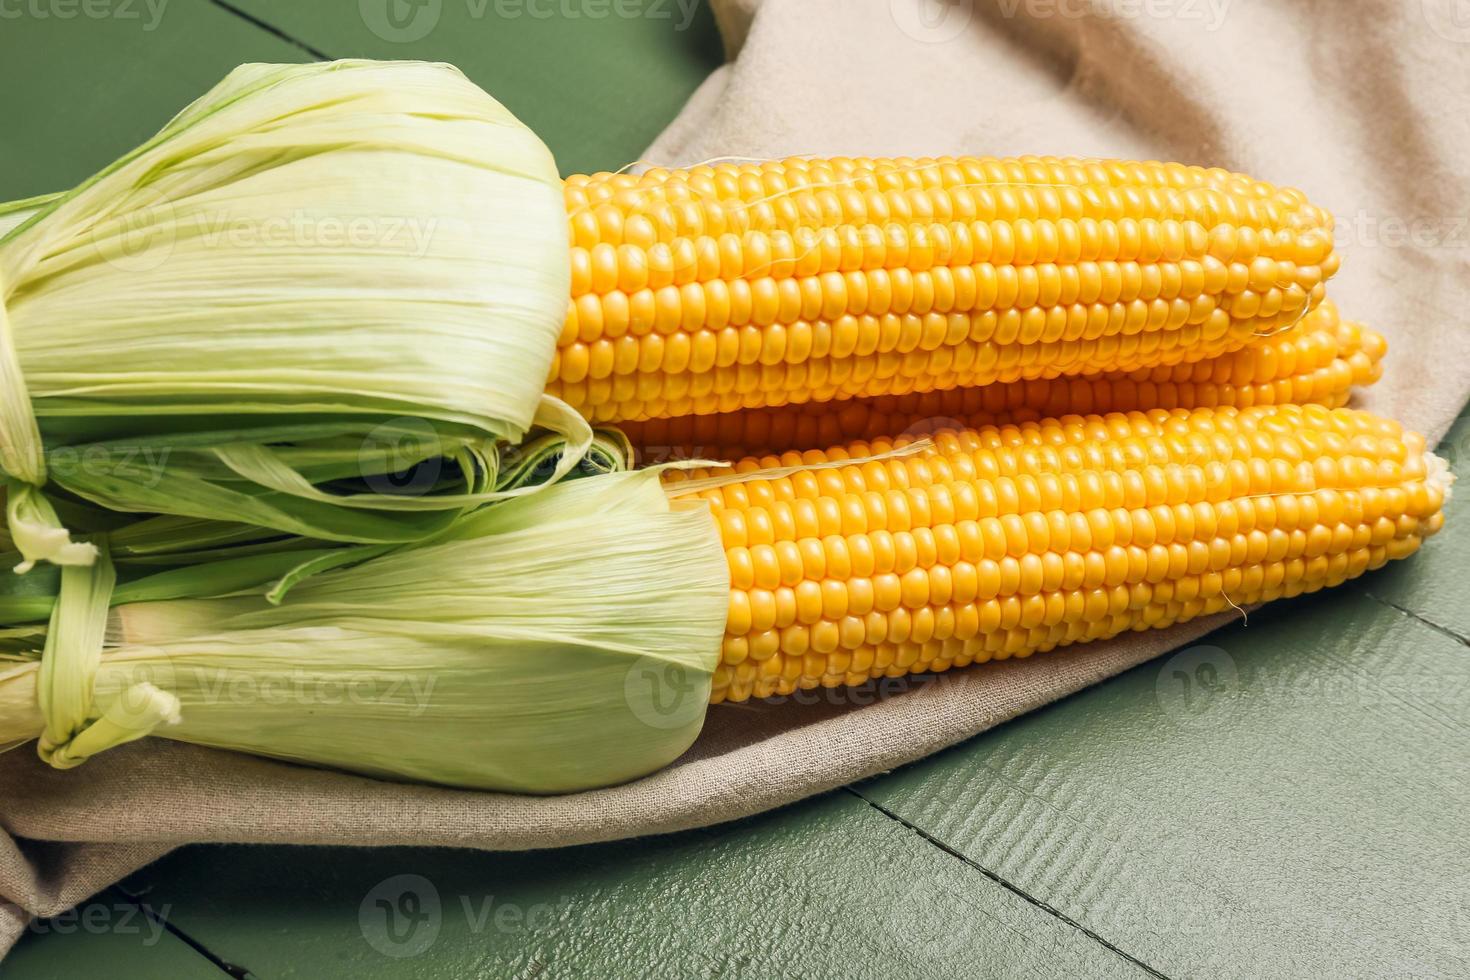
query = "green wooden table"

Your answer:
(4, 4), (1468, 977)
